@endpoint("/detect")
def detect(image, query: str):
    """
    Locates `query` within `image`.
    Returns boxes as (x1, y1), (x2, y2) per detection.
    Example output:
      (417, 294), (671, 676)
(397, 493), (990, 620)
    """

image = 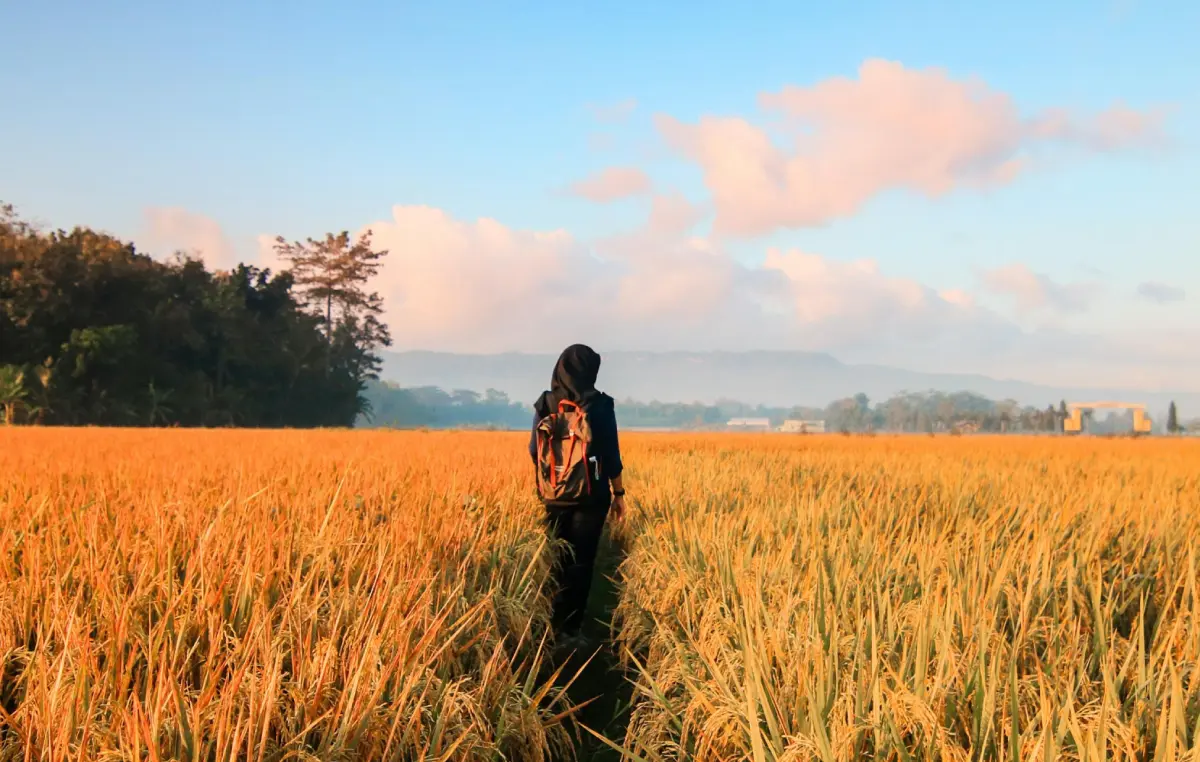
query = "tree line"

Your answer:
(809, 391), (1189, 435)
(358, 385), (819, 431)
(809, 391), (1192, 435)
(359, 382), (533, 430)
(612, 391), (1186, 435)
(359, 383), (1193, 435)
(0, 201), (390, 427)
